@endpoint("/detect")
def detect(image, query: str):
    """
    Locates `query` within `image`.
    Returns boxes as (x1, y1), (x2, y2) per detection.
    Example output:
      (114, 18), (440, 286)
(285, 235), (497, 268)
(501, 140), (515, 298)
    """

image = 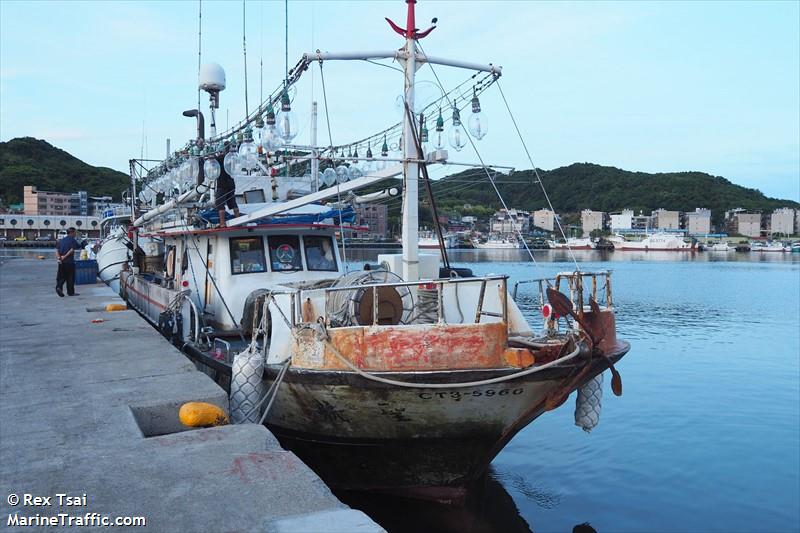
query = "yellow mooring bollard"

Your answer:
(179, 402), (229, 428)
